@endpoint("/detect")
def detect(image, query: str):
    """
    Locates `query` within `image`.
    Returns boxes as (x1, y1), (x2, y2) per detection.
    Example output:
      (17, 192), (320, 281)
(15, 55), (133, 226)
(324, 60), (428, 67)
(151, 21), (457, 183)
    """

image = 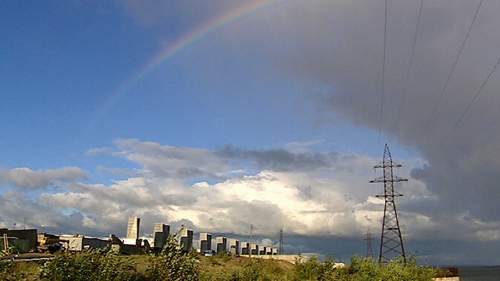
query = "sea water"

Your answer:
(459, 266), (500, 281)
